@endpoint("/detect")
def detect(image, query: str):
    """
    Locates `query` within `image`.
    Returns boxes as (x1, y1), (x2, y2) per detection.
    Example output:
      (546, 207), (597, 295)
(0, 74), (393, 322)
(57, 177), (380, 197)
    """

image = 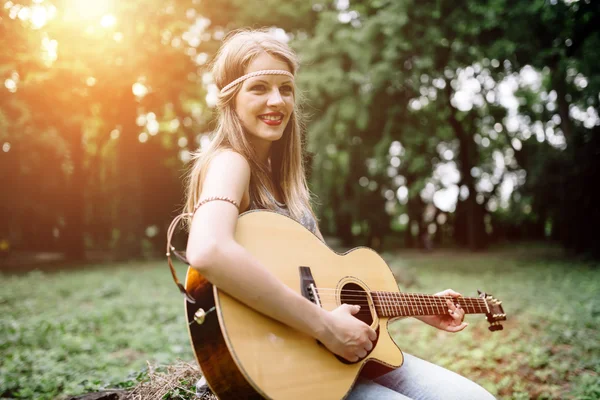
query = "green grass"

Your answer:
(387, 248), (600, 399)
(1, 248), (599, 399)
